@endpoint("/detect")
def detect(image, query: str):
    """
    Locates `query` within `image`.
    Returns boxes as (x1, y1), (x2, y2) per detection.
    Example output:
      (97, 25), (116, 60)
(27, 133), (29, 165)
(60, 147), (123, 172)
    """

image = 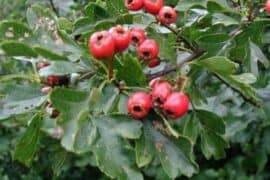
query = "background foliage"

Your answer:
(0, 0), (270, 179)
